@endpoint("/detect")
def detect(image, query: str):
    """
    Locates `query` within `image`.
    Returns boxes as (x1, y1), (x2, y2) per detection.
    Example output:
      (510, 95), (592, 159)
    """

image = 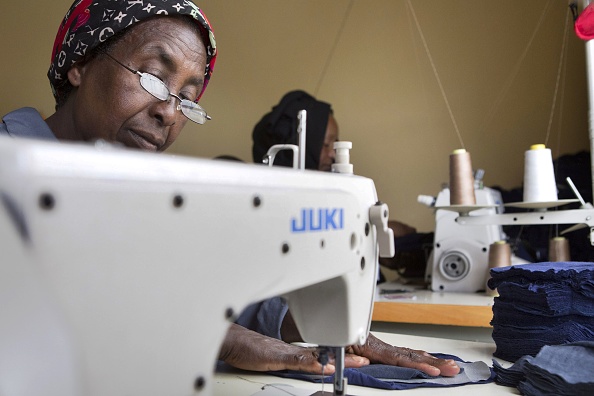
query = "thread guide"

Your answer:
(503, 199), (579, 209)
